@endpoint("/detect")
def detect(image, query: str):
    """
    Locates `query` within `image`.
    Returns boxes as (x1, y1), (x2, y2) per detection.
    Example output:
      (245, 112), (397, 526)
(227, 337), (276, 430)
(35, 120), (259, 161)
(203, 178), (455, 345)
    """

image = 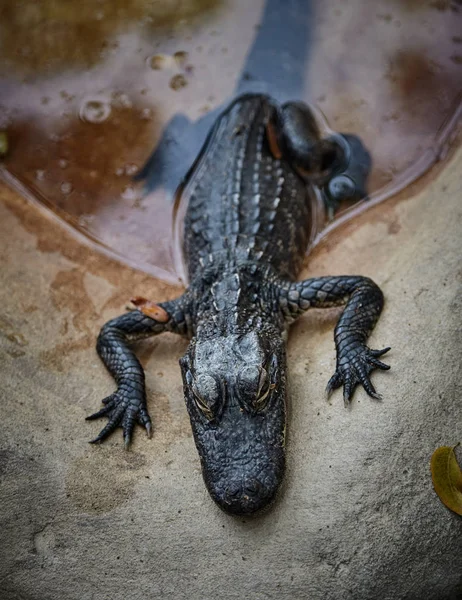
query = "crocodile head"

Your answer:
(180, 327), (286, 515)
